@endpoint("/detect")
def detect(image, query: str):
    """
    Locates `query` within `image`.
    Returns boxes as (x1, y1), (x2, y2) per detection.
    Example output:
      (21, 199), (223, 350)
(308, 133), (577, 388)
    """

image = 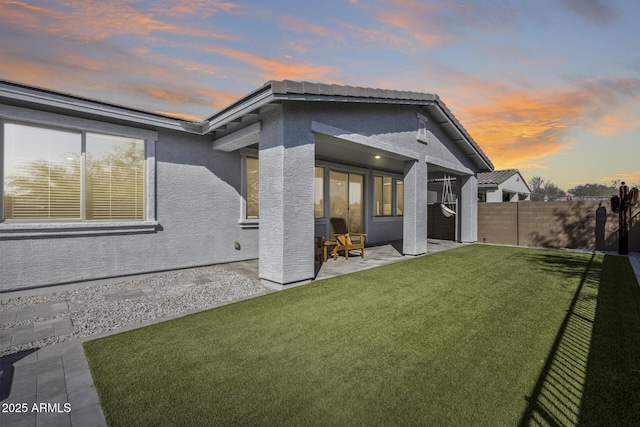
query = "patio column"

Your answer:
(258, 108), (315, 289)
(403, 159), (428, 255)
(457, 174), (478, 243)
